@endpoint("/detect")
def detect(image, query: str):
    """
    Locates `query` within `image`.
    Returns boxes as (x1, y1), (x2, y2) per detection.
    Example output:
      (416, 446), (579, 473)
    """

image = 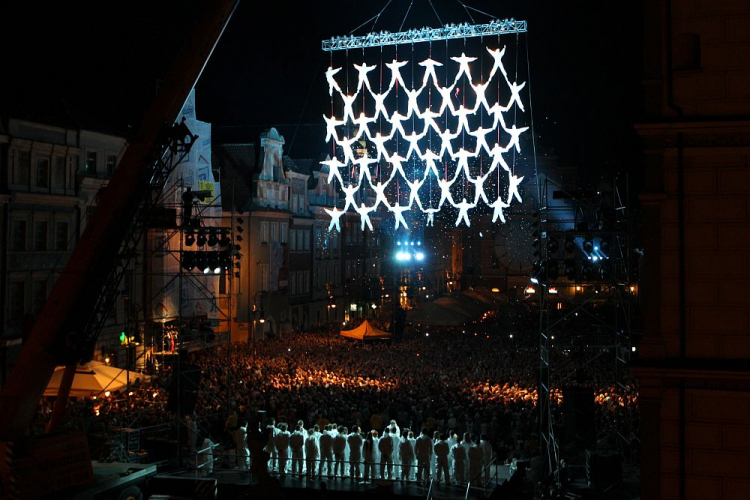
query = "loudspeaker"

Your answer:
(167, 364), (202, 415)
(562, 386), (596, 452)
